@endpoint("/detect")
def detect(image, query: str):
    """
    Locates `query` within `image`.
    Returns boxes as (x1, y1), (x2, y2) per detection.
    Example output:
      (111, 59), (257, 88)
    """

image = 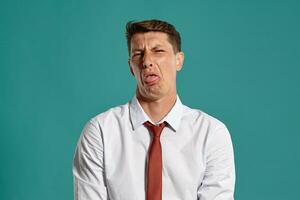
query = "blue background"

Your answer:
(1, 0), (299, 199)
